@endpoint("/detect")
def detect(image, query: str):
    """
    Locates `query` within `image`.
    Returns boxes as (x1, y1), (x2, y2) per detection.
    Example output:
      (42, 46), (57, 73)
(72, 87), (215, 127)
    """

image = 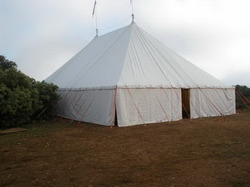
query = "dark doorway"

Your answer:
(114, 108), (118, 126)
(181, 89), (190, 118)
